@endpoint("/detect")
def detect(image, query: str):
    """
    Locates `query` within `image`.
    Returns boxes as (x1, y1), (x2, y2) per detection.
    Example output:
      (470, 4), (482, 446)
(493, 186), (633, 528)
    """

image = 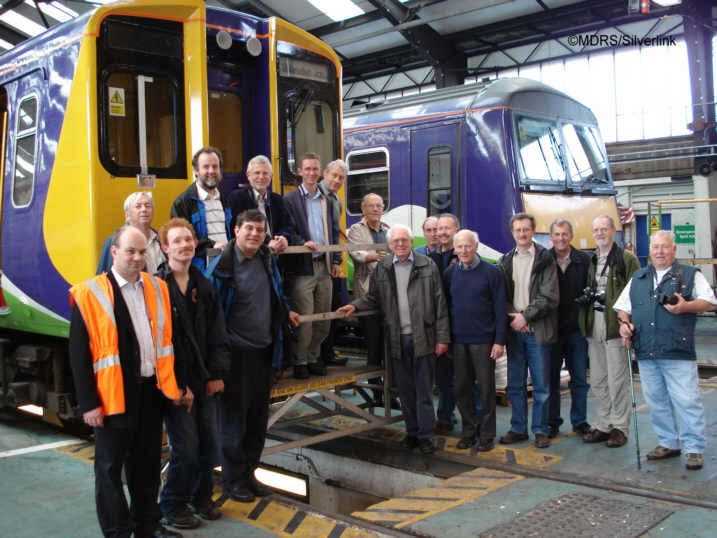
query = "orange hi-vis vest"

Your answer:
(69, 272), (179, 416)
